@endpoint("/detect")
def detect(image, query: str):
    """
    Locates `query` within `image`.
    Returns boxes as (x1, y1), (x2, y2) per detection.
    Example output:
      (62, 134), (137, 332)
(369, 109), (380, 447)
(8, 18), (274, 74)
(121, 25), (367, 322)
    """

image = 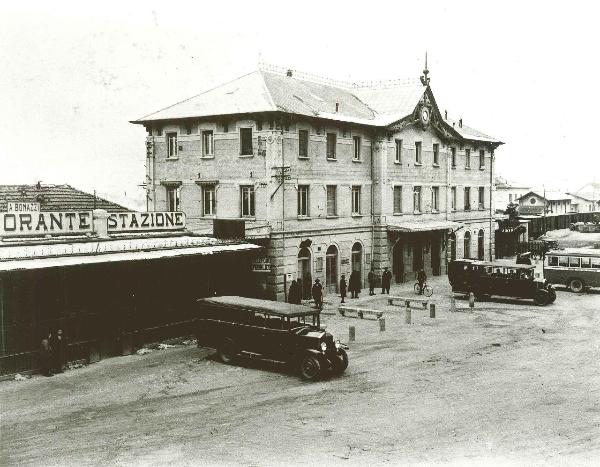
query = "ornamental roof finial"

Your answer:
(420, 52), (430, 86)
